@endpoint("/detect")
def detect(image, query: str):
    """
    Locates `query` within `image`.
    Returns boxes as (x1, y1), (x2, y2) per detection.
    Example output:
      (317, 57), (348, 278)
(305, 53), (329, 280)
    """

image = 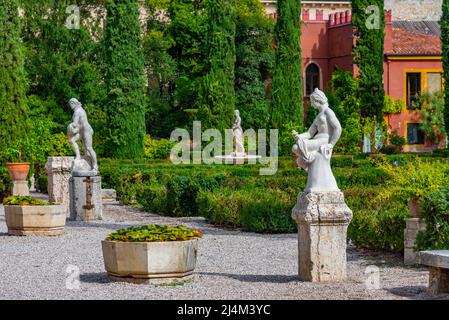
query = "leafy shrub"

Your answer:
(37, 175), (48, 194)
(348, 206), (409, 252)
(106, 225), (203, 242)
(198, 188), (296, 233)
(144, 135), (175, 160)
(166, 174), (226, 217)
(375, 159), (449, 203)
(0, 167), (11, 201)
(135, 184), (167, 214)
(416, 185), (449, 250)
